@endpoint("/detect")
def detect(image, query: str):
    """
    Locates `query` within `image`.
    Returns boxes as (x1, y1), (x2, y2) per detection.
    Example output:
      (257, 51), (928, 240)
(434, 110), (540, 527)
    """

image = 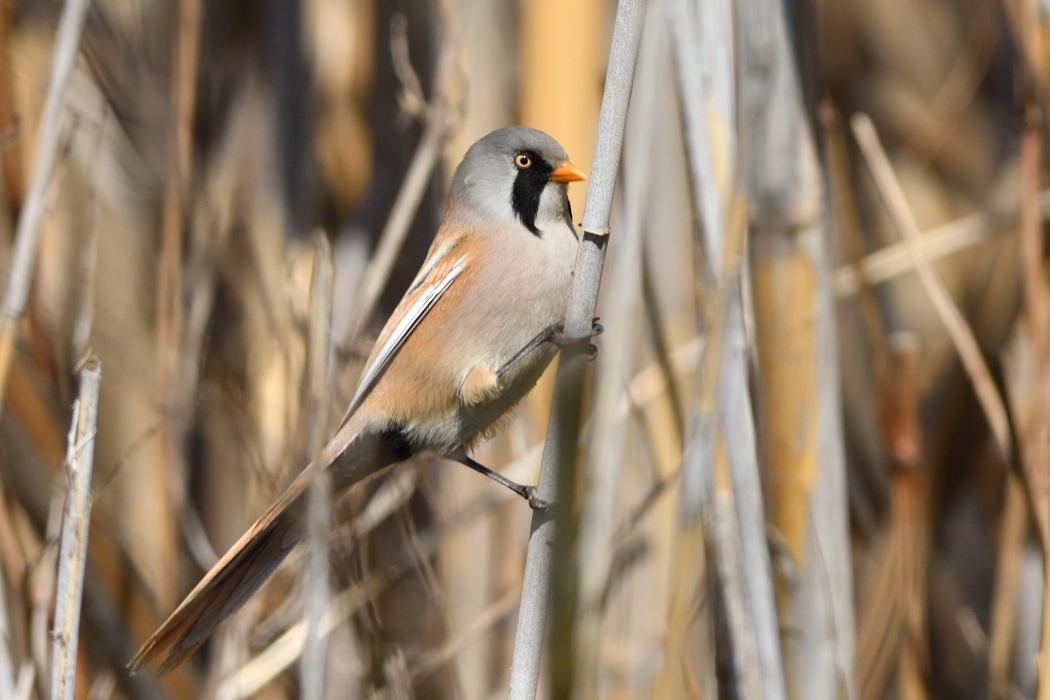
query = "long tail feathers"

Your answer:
(129, 424), (407, 673)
